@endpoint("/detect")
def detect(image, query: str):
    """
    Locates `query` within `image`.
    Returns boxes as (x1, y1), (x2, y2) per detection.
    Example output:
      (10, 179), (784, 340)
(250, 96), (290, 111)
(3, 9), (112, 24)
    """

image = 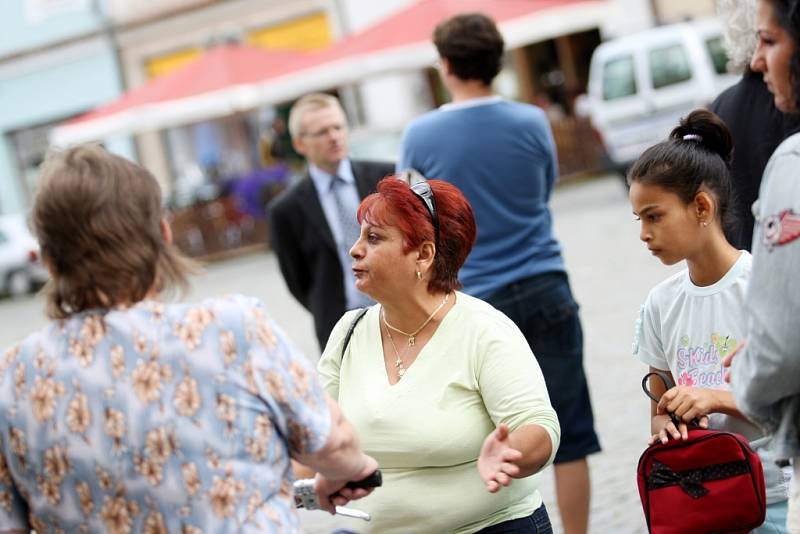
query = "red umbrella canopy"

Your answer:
(67, 44), (314, 126)
(316, 0), (591, 60)
(51, 0), (606, 144)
